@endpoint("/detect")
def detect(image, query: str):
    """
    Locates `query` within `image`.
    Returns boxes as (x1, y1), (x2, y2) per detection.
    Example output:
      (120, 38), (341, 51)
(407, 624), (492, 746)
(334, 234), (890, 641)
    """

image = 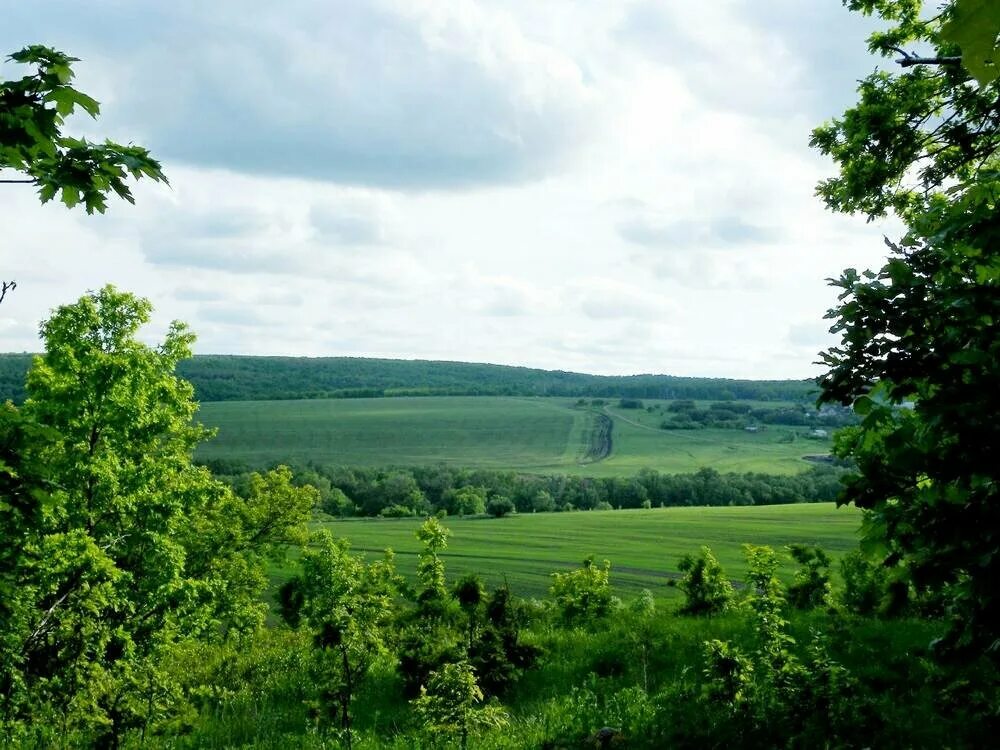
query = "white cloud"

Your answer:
(0, 0), (897, 379)
(1, 0), (595, 188)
